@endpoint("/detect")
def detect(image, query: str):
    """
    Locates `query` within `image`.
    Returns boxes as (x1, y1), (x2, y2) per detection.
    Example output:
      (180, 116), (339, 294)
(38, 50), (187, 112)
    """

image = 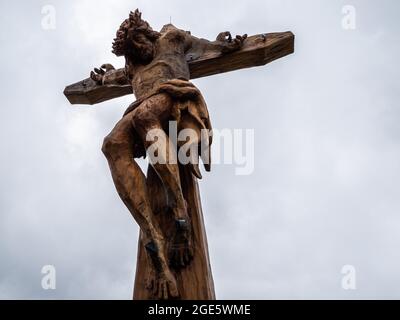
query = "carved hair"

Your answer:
(112, 9), (160, 62)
